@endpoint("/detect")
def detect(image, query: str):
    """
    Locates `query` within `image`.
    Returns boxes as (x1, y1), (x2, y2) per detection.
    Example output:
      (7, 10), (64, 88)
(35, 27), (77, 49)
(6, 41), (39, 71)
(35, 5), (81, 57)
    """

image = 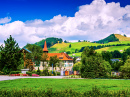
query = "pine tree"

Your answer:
(0, 35), (23, 74)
